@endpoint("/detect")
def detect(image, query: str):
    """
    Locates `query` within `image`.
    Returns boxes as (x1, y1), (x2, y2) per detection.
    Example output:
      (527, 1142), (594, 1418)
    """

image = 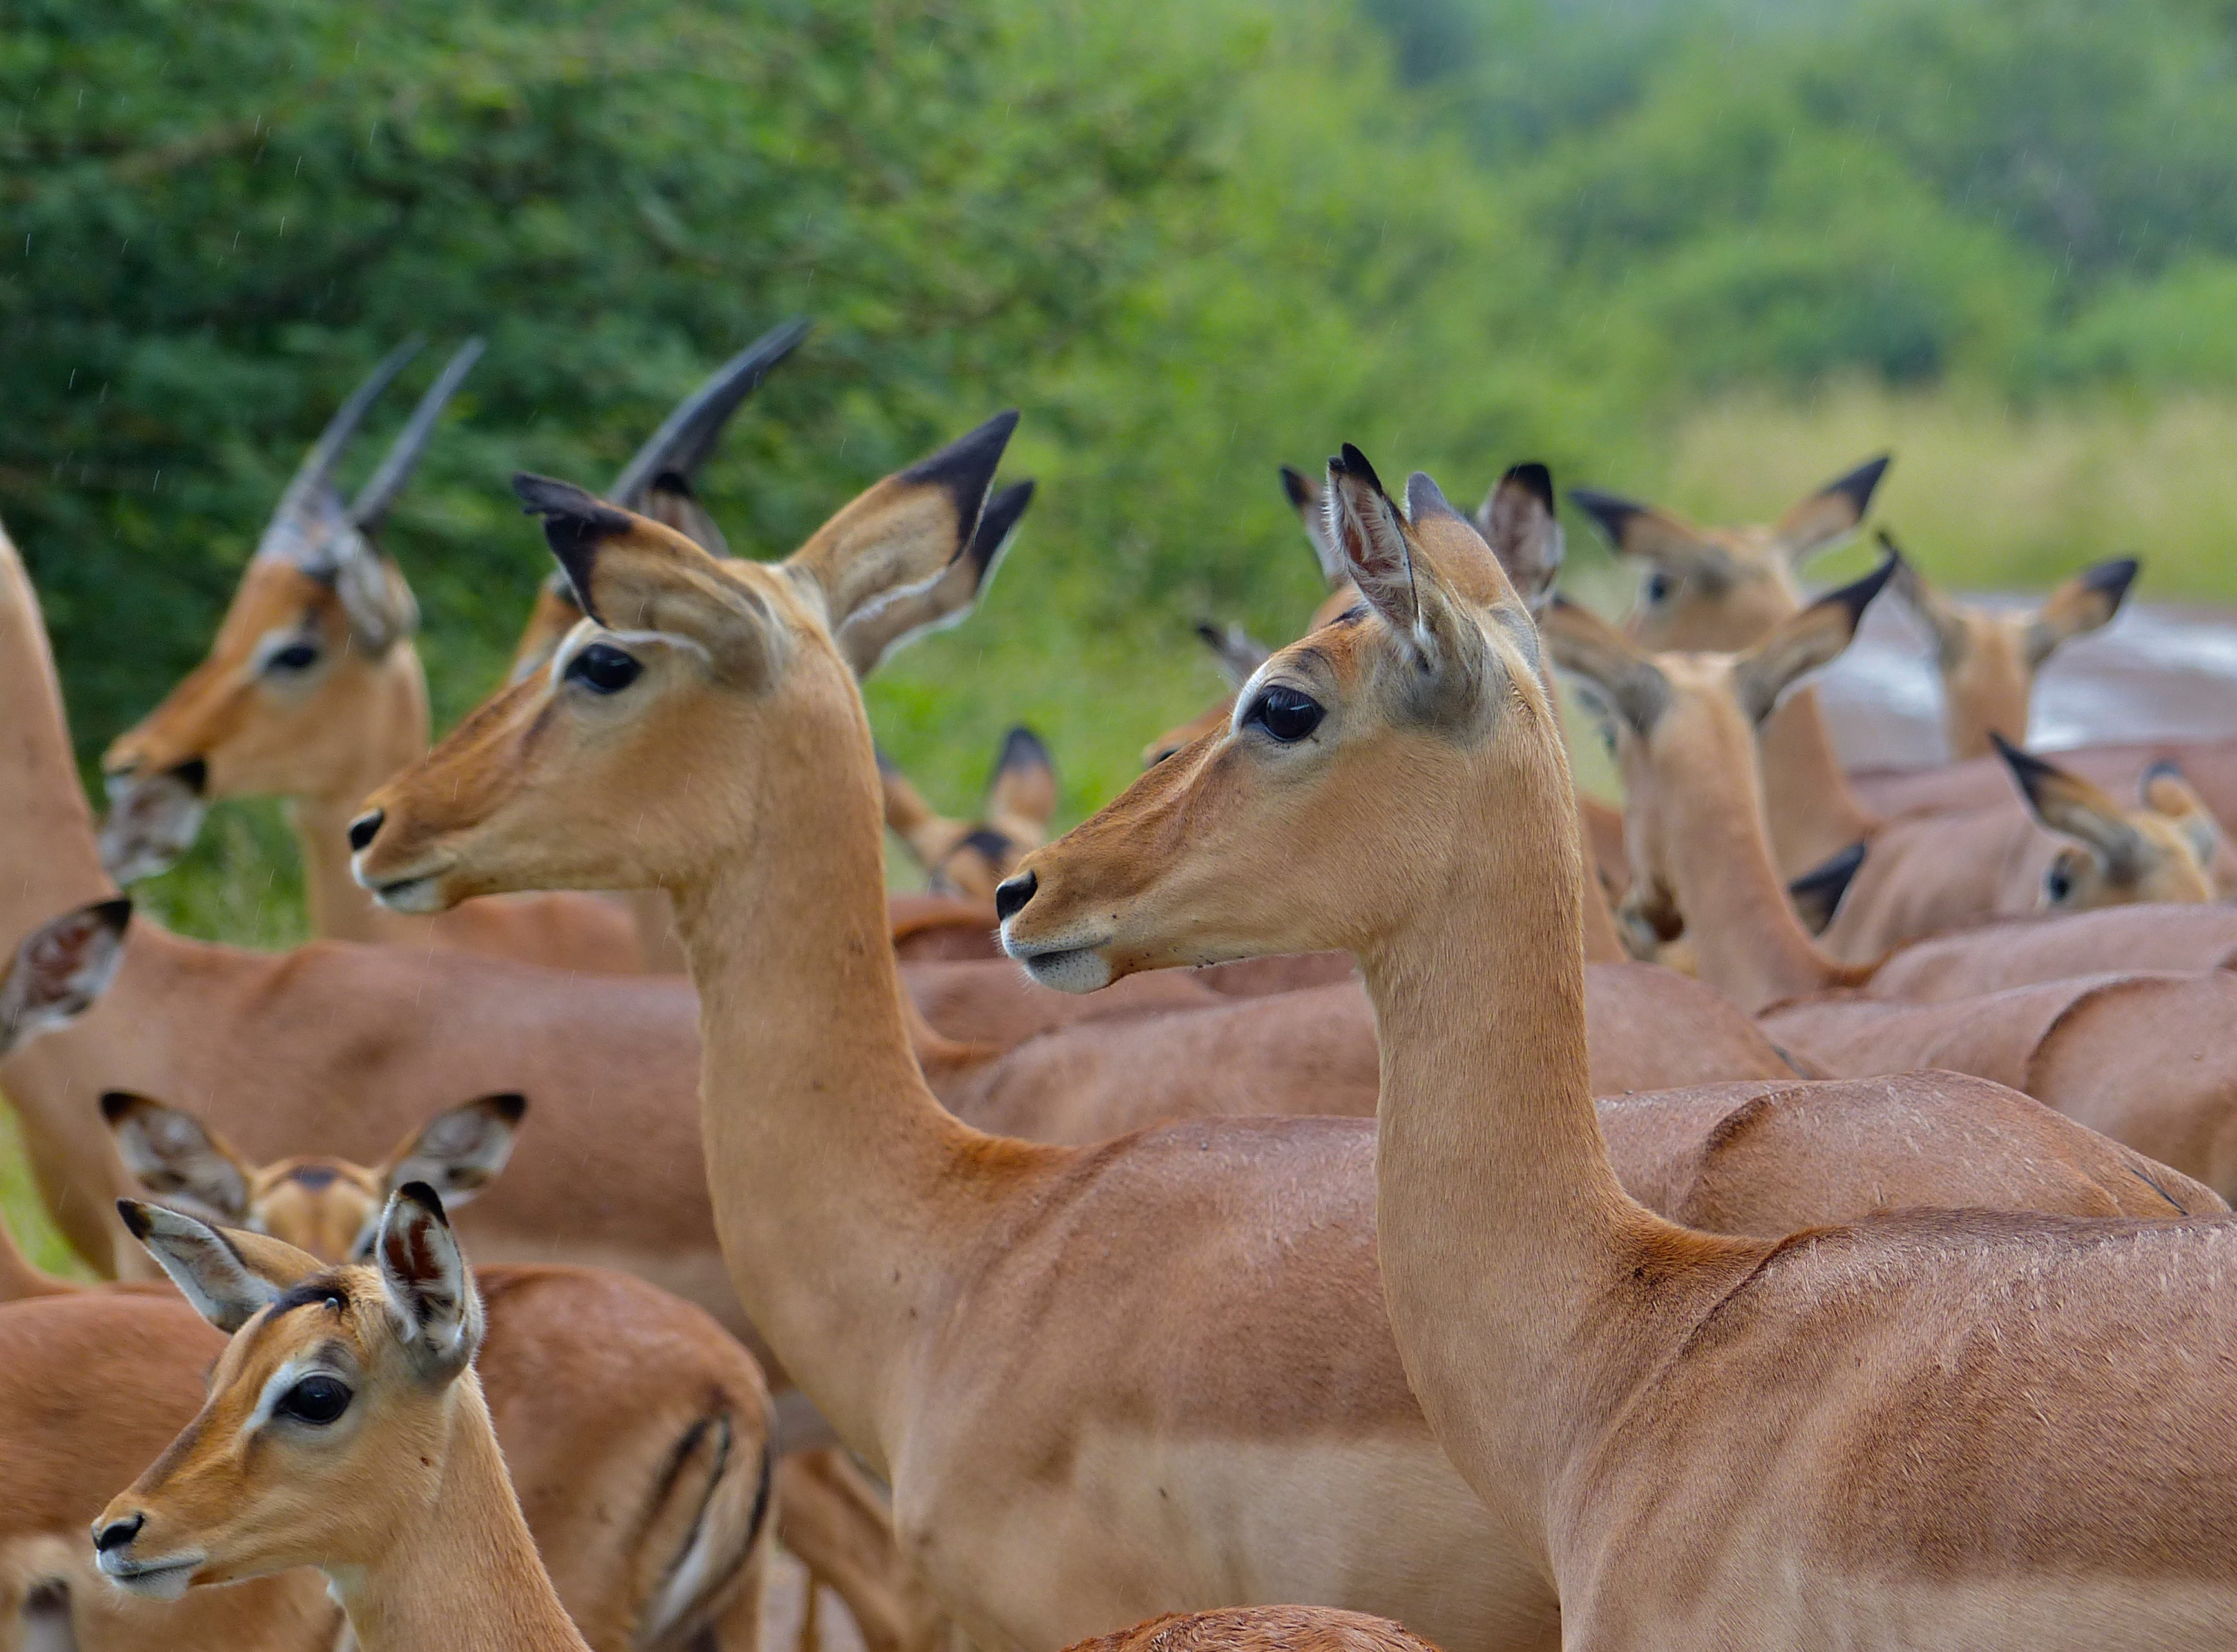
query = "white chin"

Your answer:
(370, 876), (444, 915)
(102, 1560), (199, 1601)
(1020, 947), (1114, 995)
